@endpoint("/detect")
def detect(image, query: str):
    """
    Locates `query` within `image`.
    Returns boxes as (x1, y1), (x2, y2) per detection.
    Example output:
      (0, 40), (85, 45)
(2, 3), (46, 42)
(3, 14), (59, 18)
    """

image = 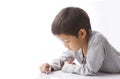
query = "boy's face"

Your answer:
(55, 29), (87, 53)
